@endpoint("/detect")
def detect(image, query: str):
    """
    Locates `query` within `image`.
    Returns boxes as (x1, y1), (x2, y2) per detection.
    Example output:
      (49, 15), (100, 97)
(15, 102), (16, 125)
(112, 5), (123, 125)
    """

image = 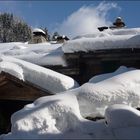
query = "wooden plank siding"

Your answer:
(0, 72), (53, 101)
